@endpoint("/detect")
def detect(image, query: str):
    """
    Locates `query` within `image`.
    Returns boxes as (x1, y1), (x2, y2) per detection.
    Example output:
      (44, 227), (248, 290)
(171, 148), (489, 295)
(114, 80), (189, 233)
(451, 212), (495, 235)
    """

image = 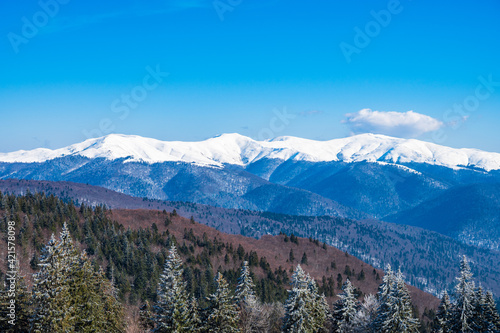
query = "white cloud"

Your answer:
(343, 109), (443, 138)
